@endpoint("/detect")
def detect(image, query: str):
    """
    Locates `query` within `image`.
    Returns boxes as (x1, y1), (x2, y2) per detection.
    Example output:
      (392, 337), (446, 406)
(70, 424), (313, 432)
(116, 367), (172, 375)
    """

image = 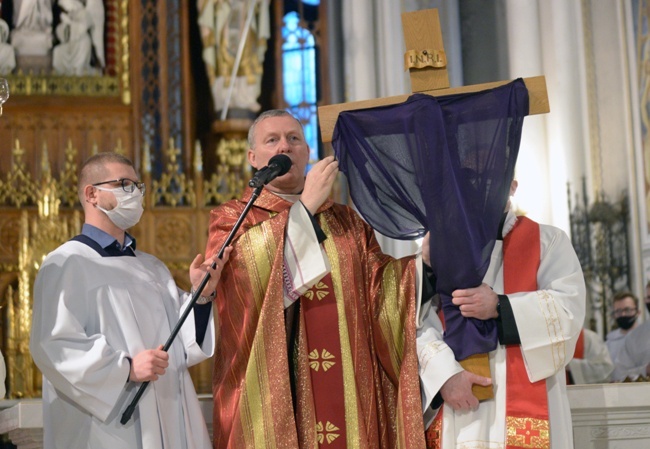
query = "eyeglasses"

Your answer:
(93, 178), (146, 194)
(612, 307), (637, 317)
